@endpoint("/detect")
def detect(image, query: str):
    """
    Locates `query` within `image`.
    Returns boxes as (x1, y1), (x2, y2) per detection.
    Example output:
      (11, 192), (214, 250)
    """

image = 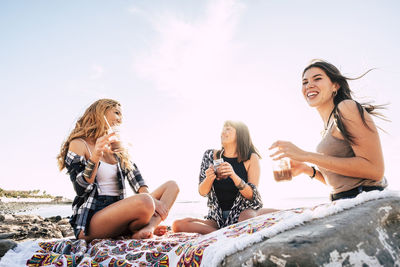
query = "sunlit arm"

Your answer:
(69, 139), (99, 184)
(306, 151), (384, 181)
(198, 168), (216, 196)
(86, 155), (100, 184)
(299, 163), (326, 185)
(231, 153), (260, 200)
(308, 100), (385, 180)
